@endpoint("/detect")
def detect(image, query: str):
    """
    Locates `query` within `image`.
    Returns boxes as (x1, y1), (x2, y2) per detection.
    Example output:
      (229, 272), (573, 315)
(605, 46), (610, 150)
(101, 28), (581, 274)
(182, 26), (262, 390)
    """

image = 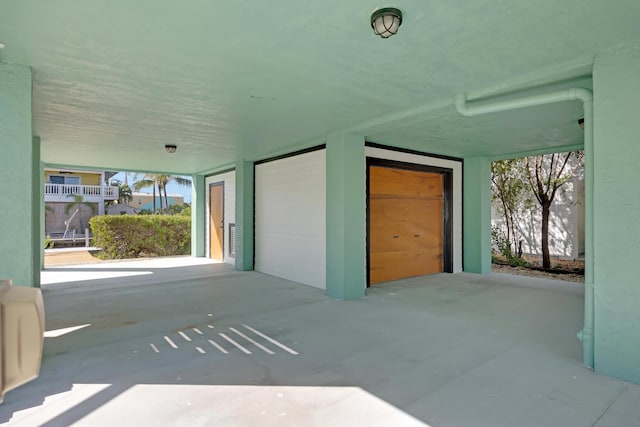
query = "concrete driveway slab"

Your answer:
(1, 260), (638, 426)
